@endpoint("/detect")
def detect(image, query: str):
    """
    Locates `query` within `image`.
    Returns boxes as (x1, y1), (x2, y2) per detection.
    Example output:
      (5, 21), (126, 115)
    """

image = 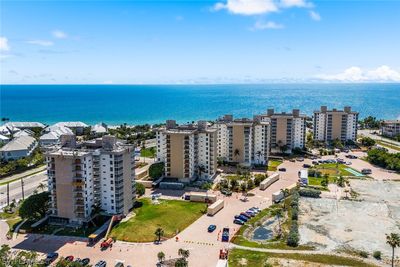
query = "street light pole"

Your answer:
(21, 178), (25, 200)
(7, 183), (10, 206)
